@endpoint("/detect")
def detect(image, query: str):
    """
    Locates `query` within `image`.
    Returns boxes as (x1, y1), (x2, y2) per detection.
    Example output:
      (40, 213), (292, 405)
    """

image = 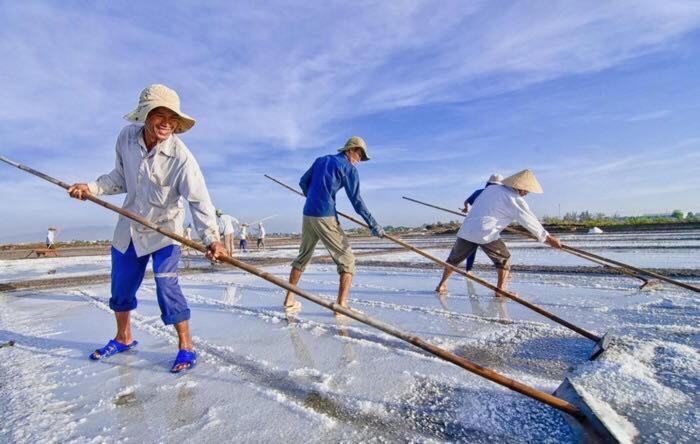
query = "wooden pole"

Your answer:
(0, 155), (583, 418)
(402, 196), (699, 293)
(264, 175), (601, 342)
